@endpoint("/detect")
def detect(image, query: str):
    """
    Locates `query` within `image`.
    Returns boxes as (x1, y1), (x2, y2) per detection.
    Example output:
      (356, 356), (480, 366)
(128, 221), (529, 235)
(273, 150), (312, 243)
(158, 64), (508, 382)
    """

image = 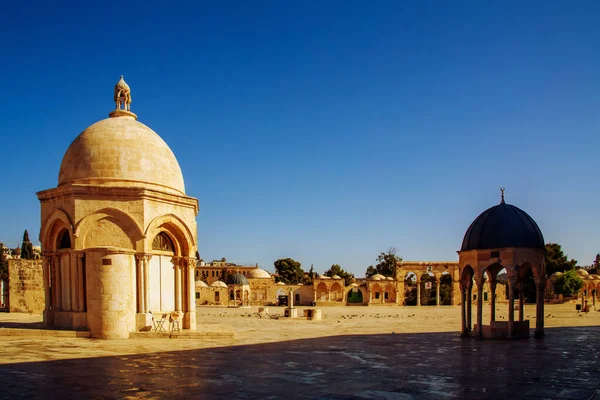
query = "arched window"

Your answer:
(56, 229), (71, 249)
(152, 232), (174, 252)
